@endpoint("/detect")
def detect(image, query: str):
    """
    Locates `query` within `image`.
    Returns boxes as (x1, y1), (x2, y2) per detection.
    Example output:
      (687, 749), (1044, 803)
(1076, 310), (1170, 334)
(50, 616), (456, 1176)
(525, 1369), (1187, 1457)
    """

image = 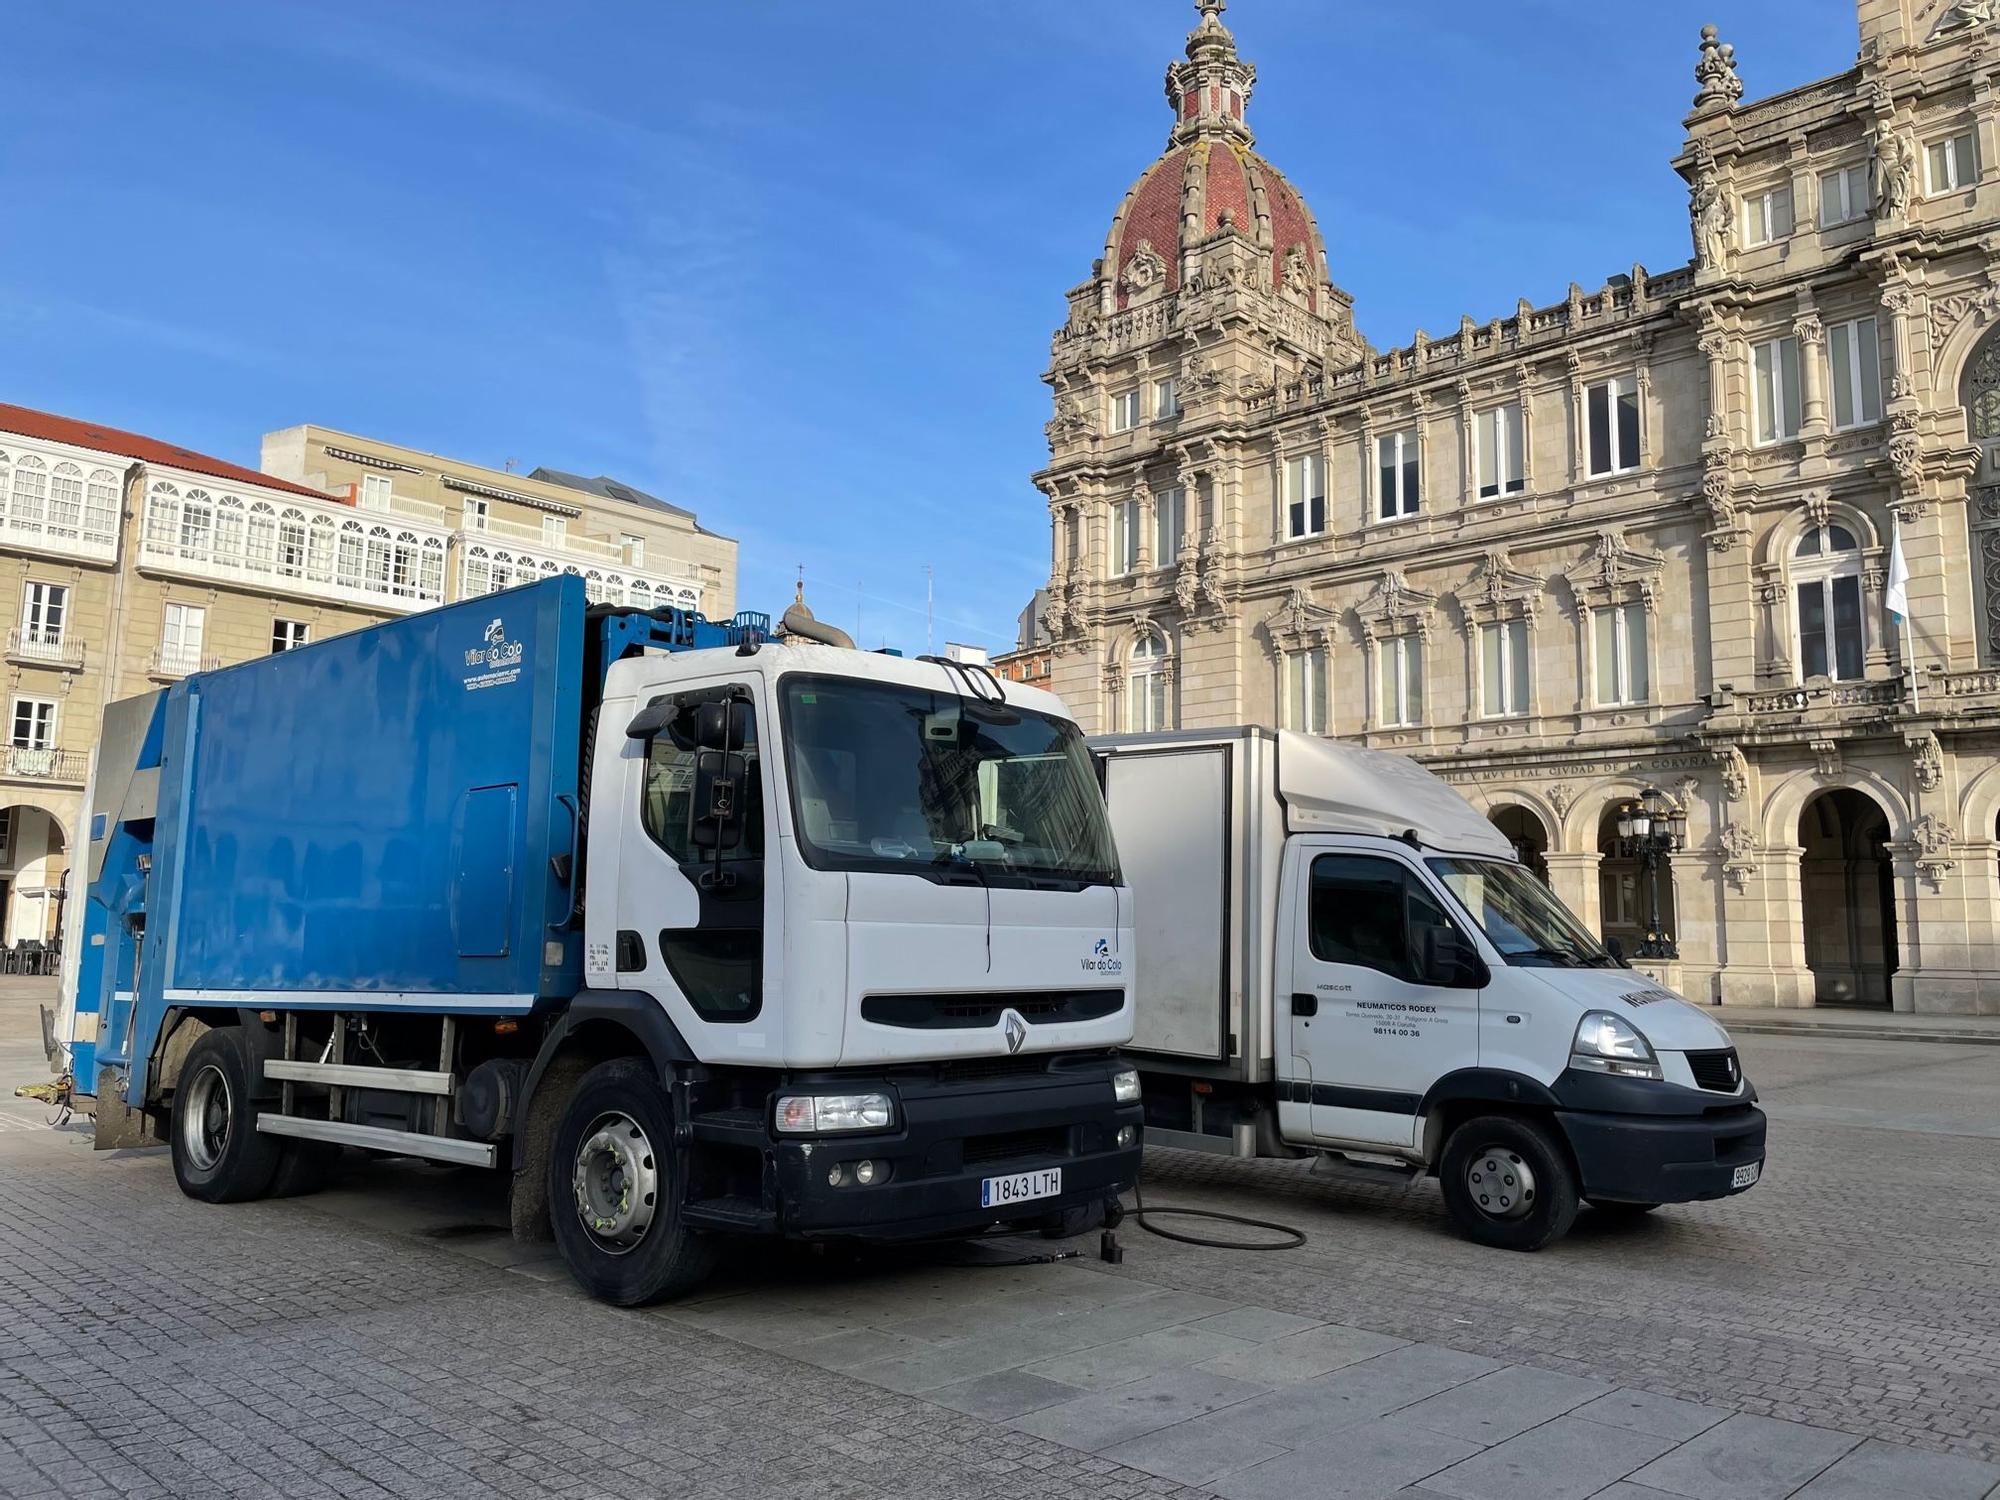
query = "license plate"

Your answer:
(1731, 1161), (1761, 1189)
(981, 1167), (1062, 1209)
